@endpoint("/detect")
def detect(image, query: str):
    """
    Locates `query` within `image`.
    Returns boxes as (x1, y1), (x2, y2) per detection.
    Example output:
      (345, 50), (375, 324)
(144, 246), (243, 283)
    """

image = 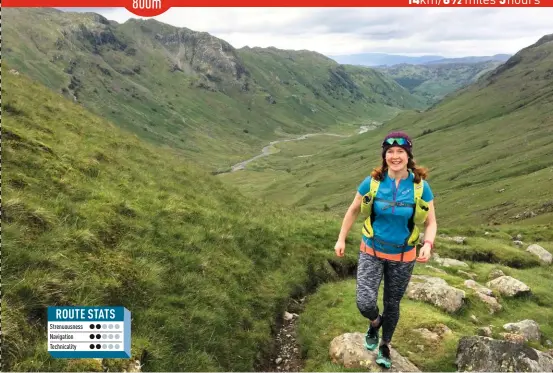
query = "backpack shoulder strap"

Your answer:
(369, 178), (380, 196)
(414, 179), (424, 200)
